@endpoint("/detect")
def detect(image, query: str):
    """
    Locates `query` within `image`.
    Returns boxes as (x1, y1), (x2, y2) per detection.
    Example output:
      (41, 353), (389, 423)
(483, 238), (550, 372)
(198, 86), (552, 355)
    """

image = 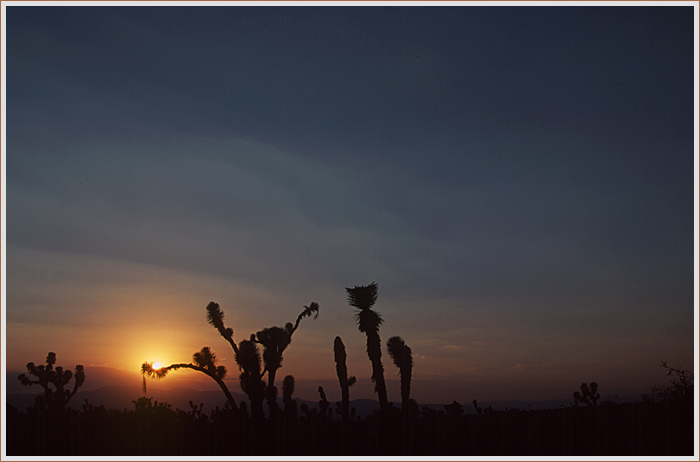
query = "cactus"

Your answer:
(236, 339), (265, 421)
(386, 336), (413, 410)
(18, 352), (85, 411)
(282, 375), (298, 420)
(141, 347), (240, 413)
(333, 336), (357, 426)
(254, 303), (319, 408)
(574, 382), (600, 406)
(573, 382), (600, 406)
(346, 282), (389, 414)
(318, 386), (332, 420)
